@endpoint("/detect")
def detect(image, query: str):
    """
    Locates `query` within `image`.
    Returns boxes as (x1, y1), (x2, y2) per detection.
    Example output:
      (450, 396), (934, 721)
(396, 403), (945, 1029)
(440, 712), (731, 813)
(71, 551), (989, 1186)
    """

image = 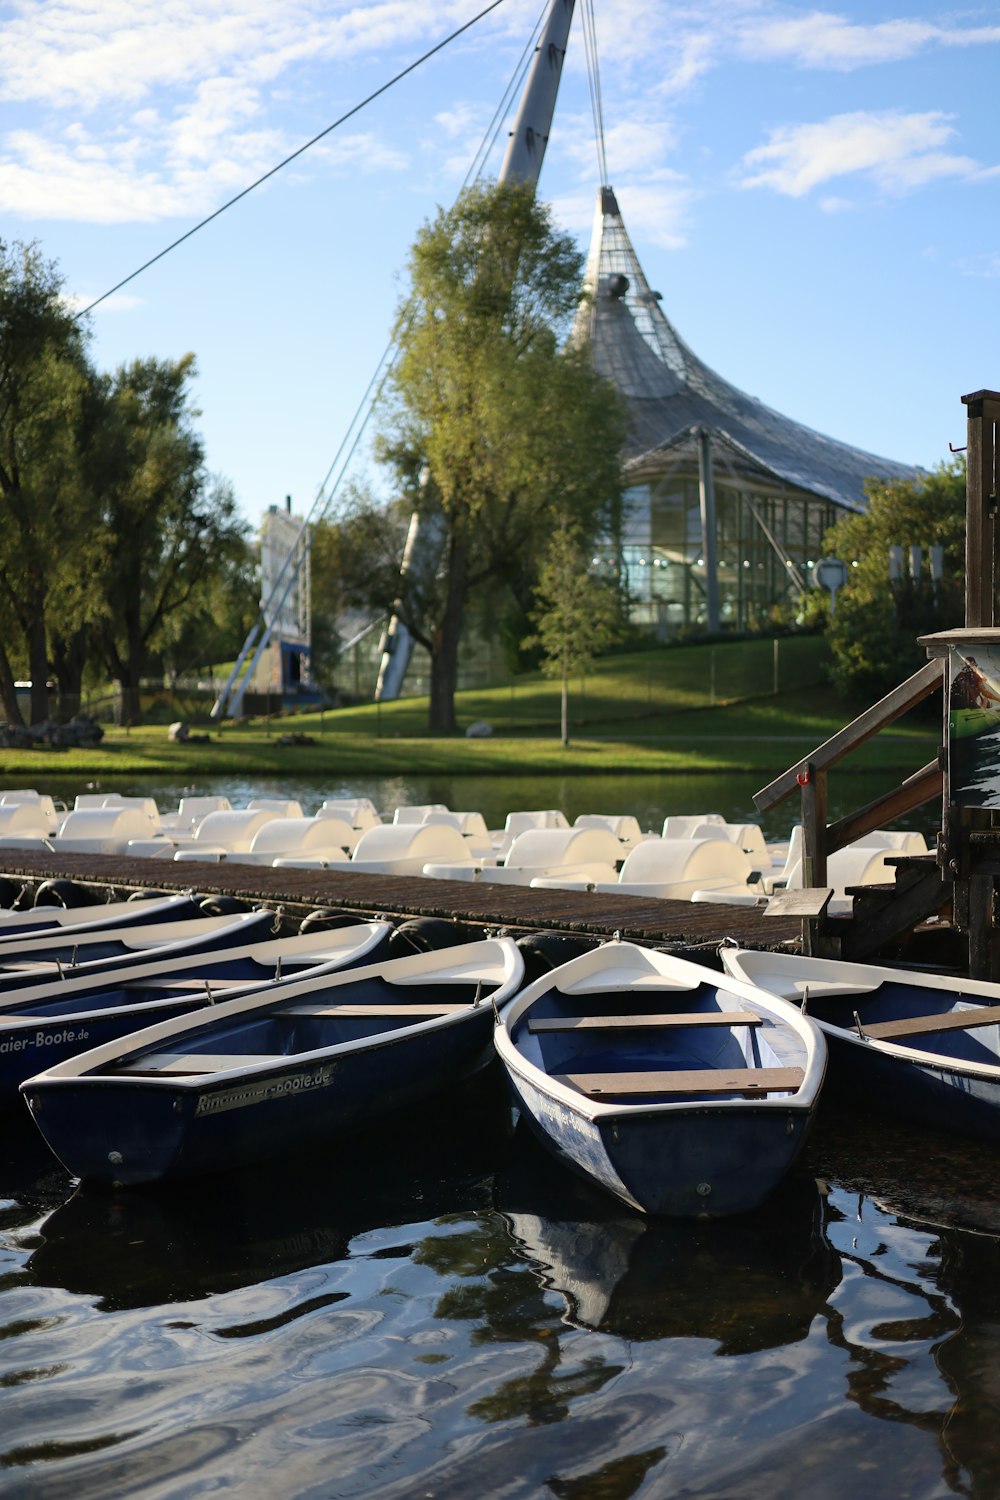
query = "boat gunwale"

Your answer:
(0, 920), (394, 1014)
(720, 949), (1000, 1083)
(495, 940), (825, 1121)
(19, 937), (524, 1094)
